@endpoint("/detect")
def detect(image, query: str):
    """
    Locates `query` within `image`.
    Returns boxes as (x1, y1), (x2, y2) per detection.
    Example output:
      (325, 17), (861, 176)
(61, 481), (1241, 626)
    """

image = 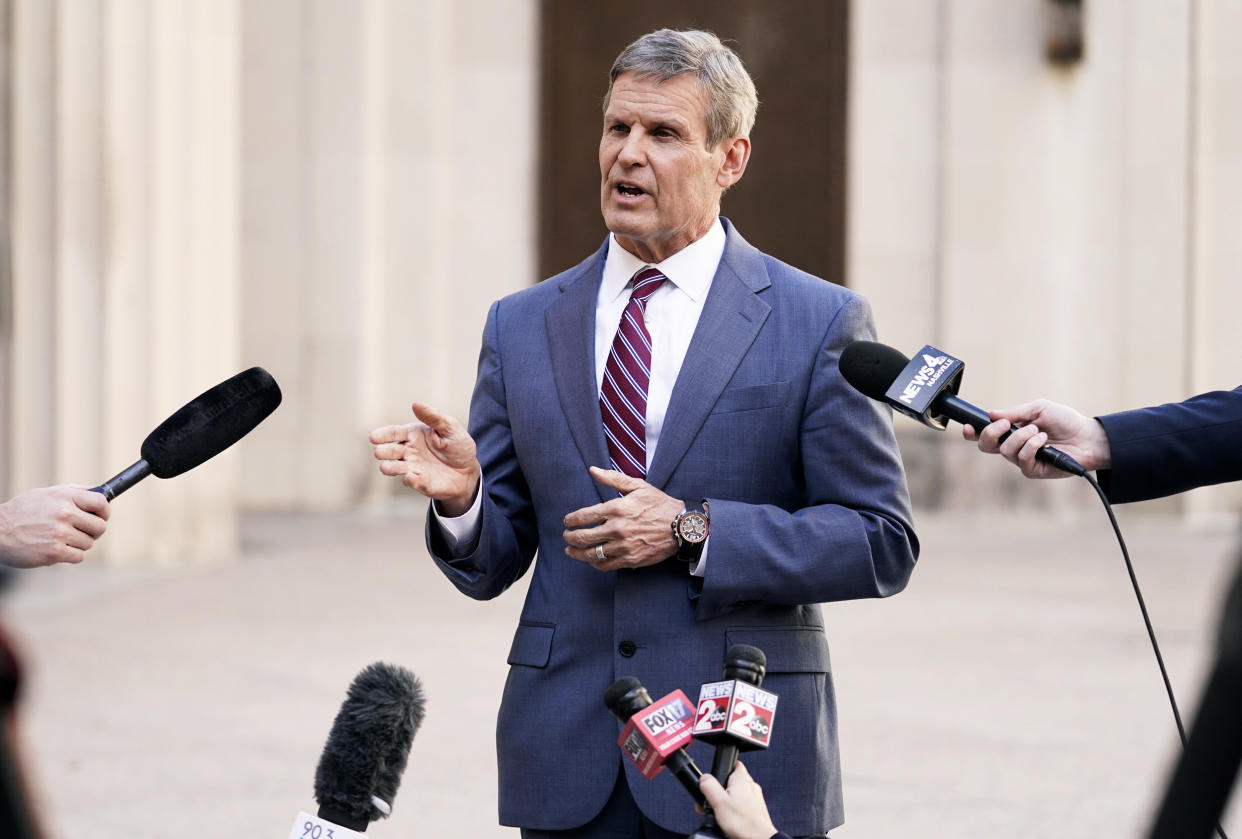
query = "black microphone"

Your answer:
(1147, 546), (1242, 839)
(700, 645), (770, 784)
(604, 676), (708, 809)
(93, 366), (282, 500)
(300, 662), (425, 835)
(838, 341), (1085, 477)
